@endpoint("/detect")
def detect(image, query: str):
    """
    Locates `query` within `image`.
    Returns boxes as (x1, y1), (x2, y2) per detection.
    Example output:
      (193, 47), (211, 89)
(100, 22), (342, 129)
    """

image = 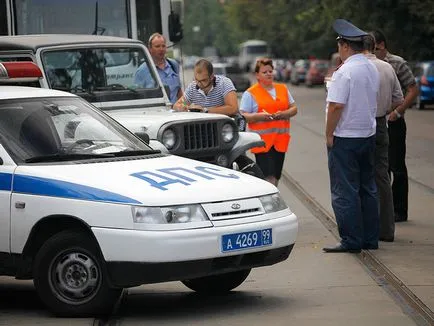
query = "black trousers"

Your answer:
(388, 117), (408, 219)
